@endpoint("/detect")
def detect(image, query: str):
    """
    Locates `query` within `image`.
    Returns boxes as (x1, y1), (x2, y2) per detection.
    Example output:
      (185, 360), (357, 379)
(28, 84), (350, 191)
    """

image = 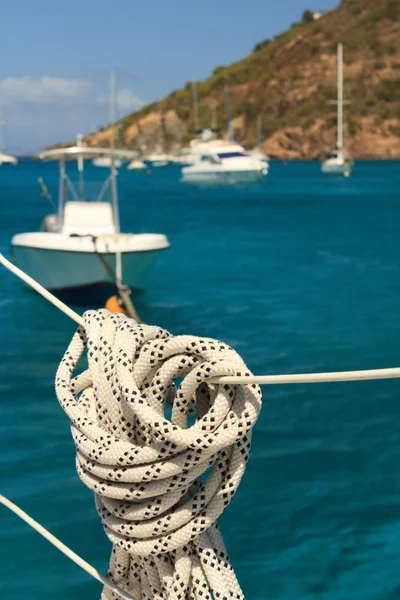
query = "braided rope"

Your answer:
(55, 310), (262, 600)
